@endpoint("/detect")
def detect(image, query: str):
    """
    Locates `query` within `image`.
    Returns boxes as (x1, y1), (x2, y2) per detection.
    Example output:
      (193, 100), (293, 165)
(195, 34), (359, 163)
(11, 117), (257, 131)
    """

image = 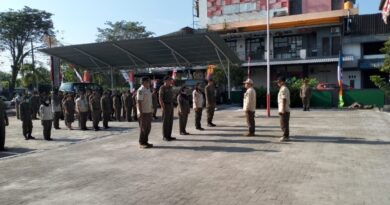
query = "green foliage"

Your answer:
(19, 63), (50, 88)
(0, 6), (54, 93)
(370, 38), (390, 97)
(287, 77), (318, 90)
(96, 21), (154, 42)
(213, 64), (245, 88)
